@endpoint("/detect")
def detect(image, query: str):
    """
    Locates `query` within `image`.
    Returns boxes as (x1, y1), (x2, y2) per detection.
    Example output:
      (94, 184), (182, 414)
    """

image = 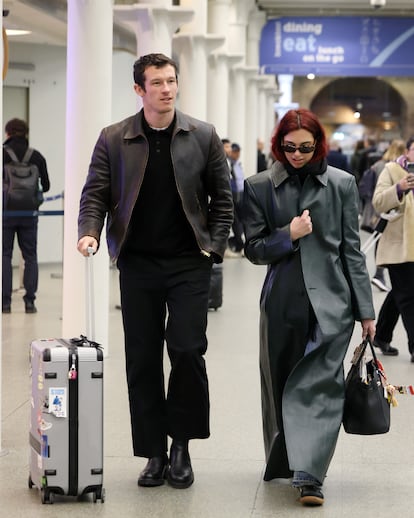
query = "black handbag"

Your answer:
(343, 337), (390, 435)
